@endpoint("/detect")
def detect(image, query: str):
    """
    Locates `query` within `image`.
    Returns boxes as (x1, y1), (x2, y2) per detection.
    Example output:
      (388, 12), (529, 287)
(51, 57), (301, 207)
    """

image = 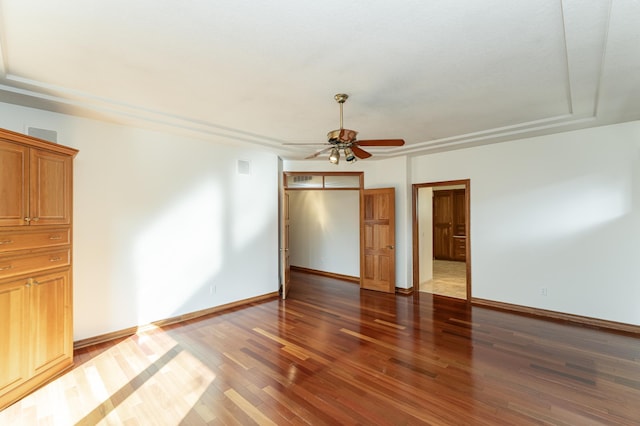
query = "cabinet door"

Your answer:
(29, 149), (72, 226)
(0, 279), (30, 397)
(453, 189), (466, 236)
(30, 270), (72, 375)
(0, 140), (29, 226)
(452, 189), (467, 261)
